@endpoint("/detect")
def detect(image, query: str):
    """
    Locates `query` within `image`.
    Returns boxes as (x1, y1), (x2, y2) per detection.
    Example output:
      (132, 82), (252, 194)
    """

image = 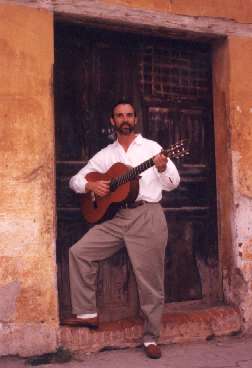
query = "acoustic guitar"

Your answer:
(80, 141), (188, 224)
